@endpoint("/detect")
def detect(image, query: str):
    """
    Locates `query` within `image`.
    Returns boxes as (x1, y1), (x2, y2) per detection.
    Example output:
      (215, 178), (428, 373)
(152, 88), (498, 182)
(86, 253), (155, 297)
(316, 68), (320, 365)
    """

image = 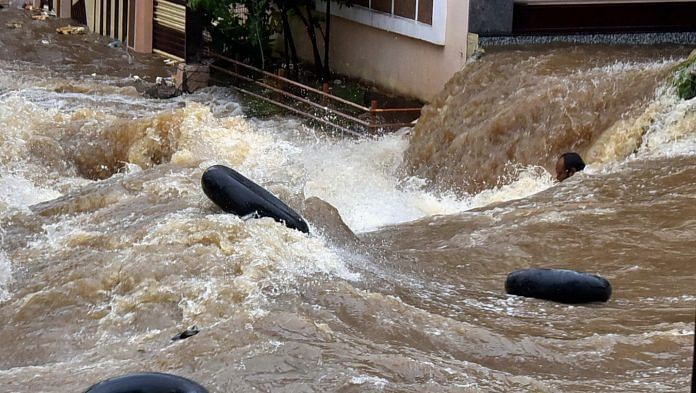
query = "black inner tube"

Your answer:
(83, 372), (209, 393)
(201, 165), (309, 233)
(505, 268), (612, 304)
